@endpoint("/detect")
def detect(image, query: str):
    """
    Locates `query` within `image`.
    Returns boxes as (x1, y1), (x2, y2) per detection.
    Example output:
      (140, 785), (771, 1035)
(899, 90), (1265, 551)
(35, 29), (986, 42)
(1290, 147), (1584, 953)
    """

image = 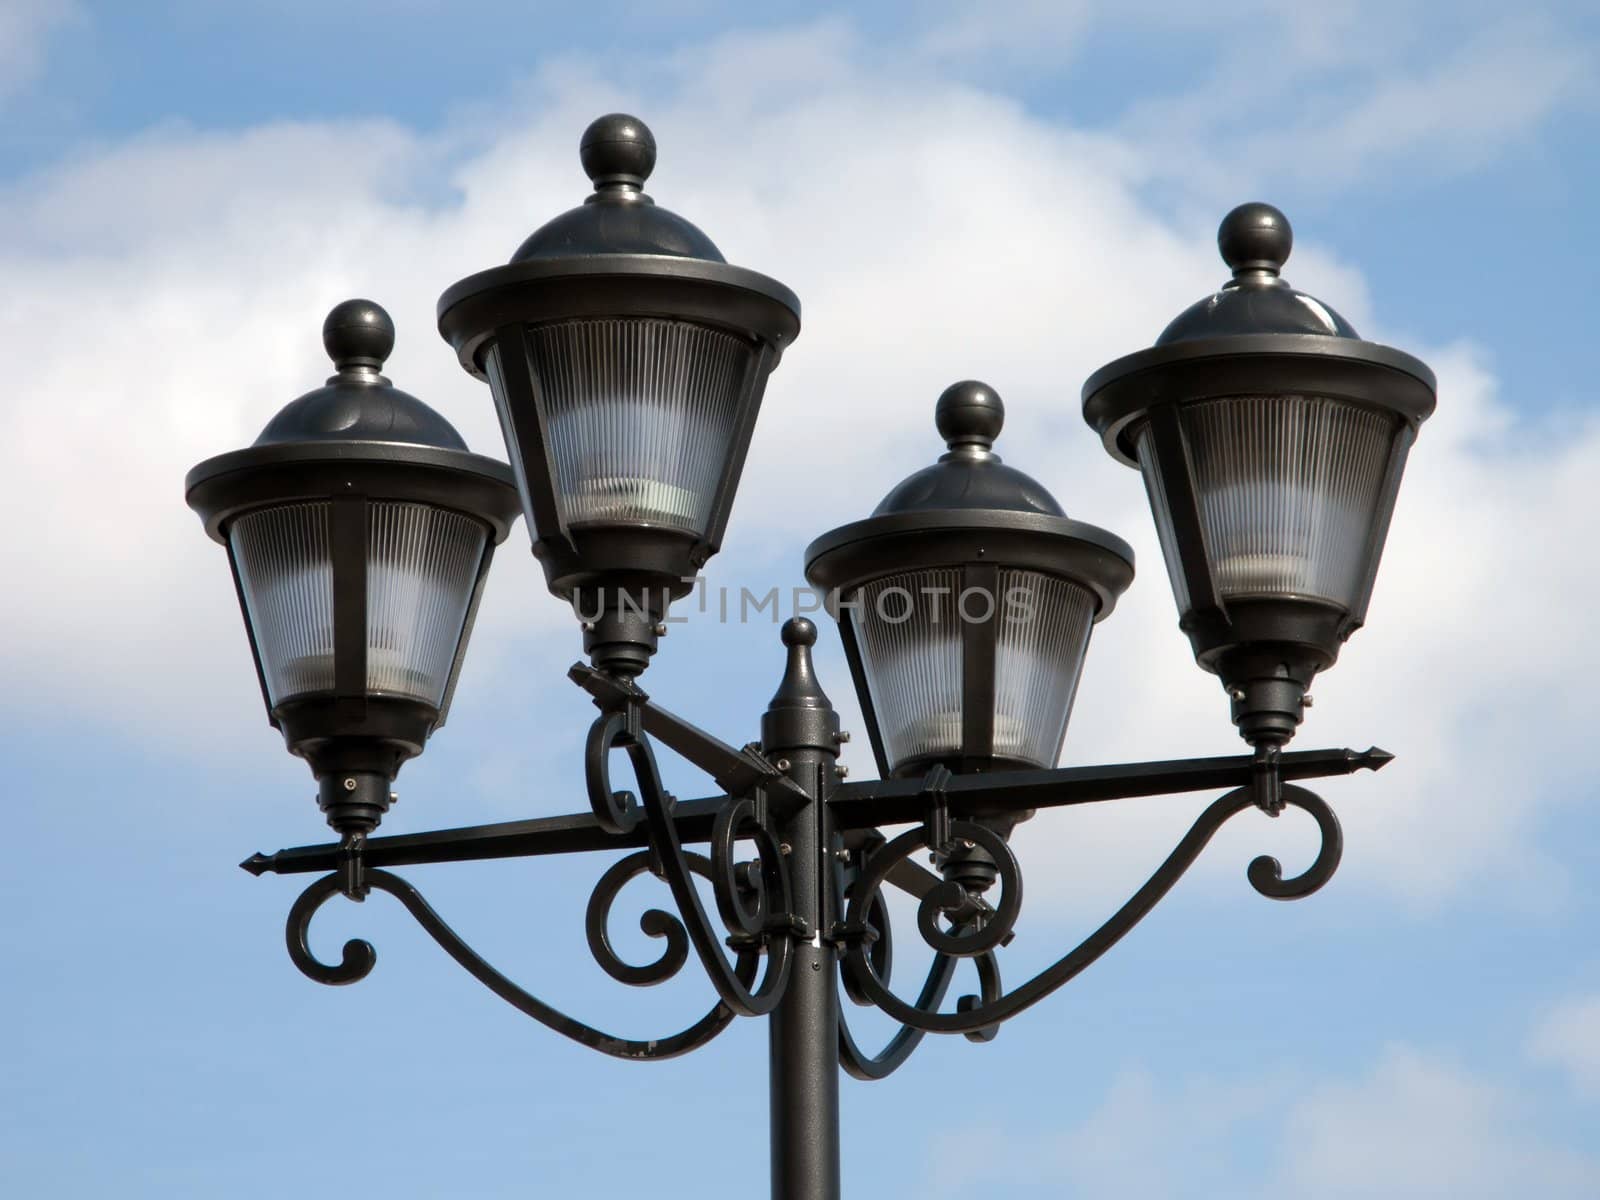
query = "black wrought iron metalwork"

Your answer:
(579, 684), (799, 1014)
(239, 612), (1387, 1197)
(256, 650), (1361, 1094)
(188, 114), (1432, 1200)
(838, 782), (1341, 1036)
(836, 954), (956, 1080)
(285, 857), (748, 1060)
